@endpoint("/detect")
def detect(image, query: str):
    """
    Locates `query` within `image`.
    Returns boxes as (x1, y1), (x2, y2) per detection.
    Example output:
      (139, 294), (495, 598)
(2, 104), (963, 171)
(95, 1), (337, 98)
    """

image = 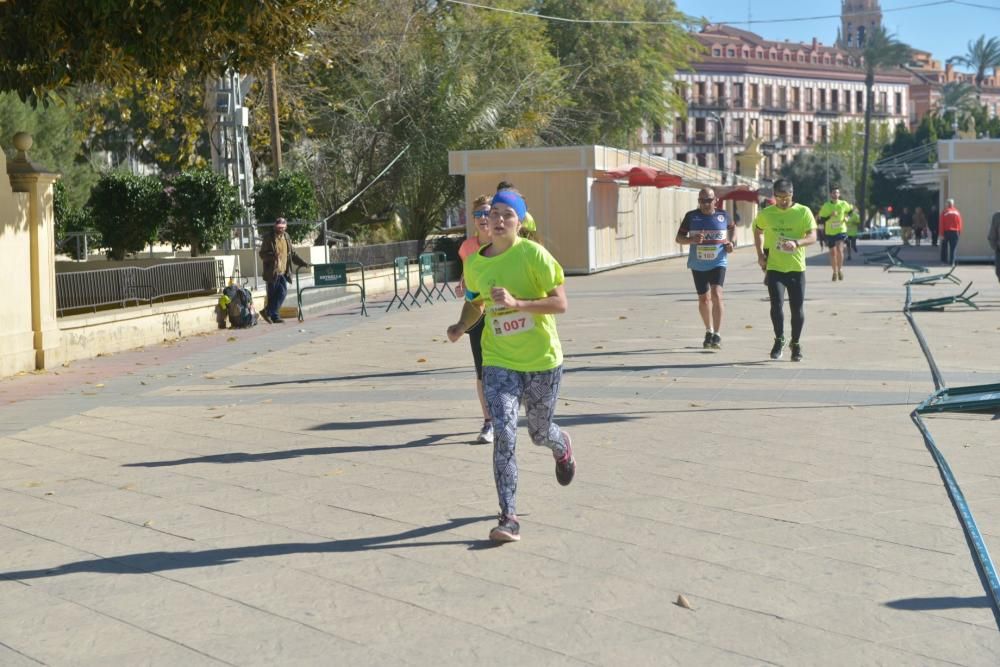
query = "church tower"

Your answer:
(839, 0), (882, 49)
